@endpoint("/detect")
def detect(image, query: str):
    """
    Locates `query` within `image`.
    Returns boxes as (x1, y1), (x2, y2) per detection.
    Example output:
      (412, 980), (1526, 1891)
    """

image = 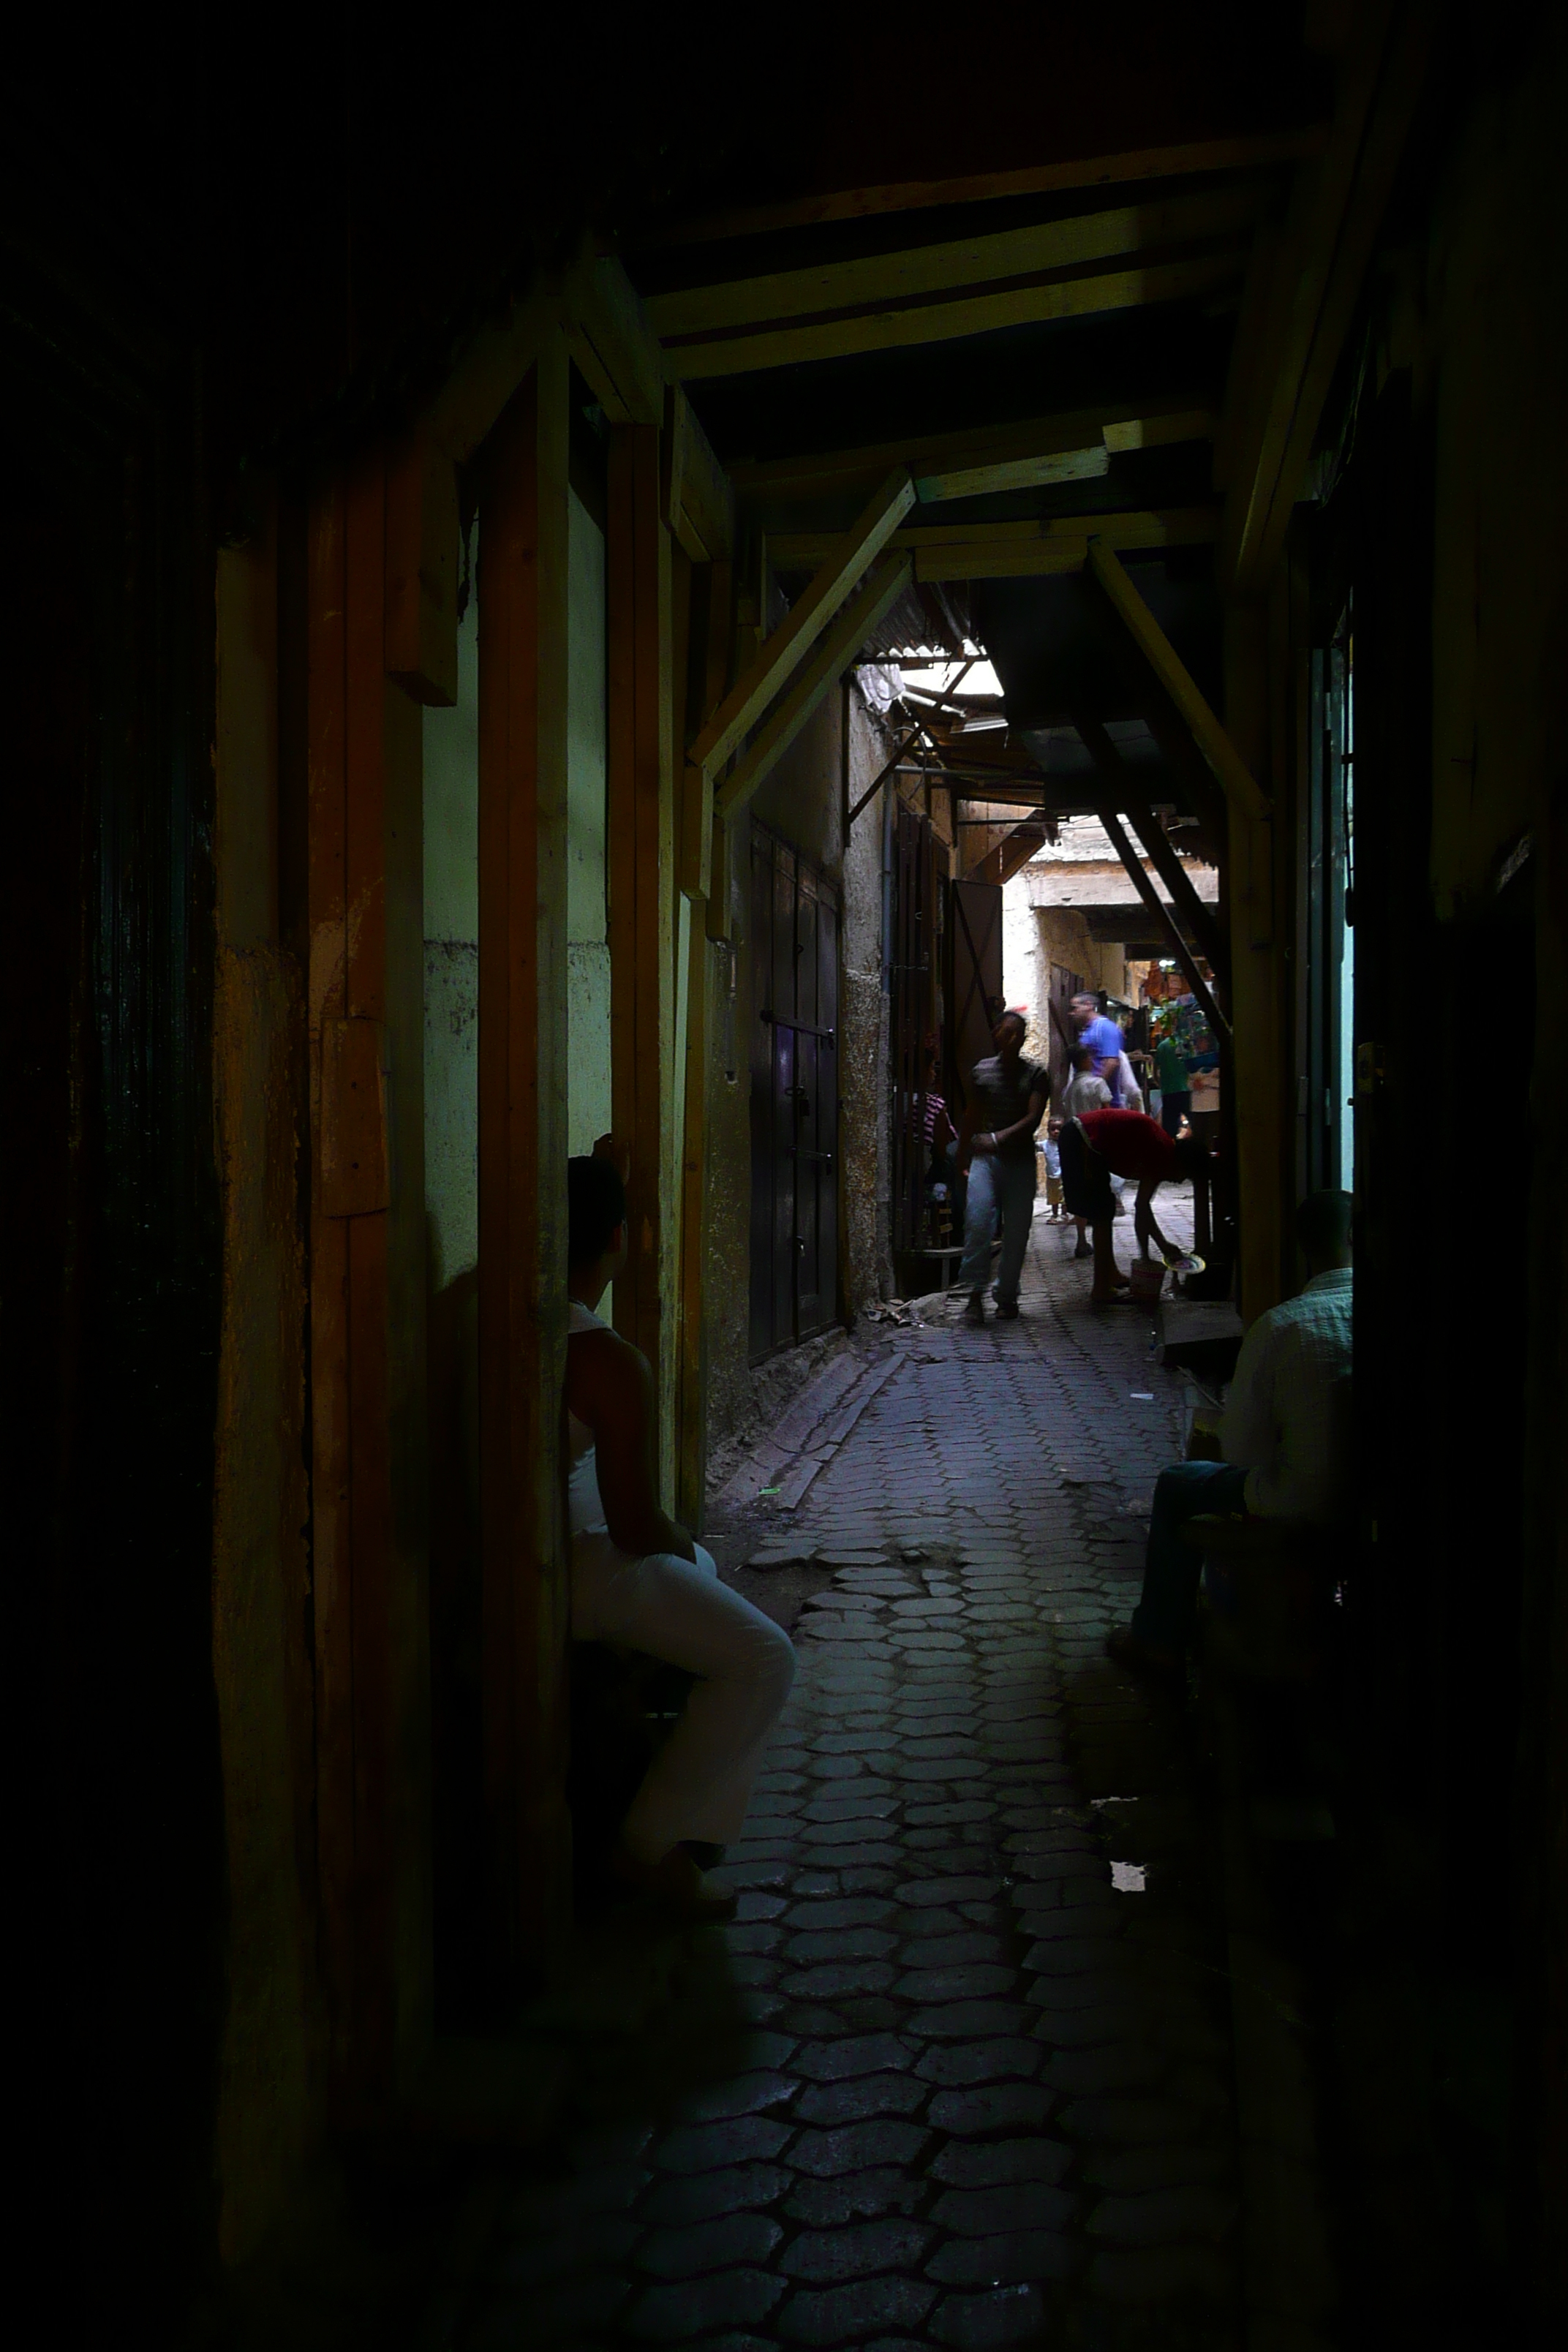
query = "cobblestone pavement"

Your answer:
(458, 1205), (1240, 2352)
